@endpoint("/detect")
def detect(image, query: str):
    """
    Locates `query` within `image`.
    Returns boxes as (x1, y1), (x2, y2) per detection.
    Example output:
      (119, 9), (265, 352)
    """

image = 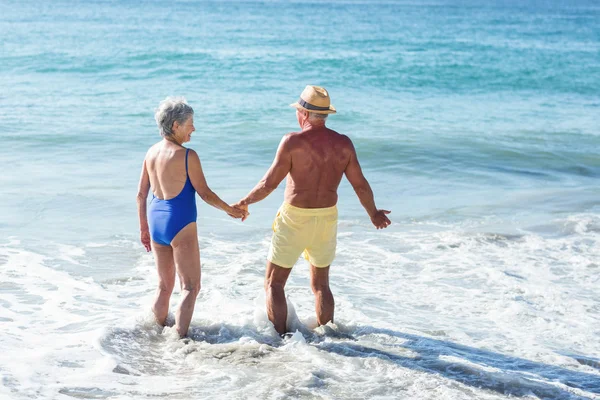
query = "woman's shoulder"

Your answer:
(147, 141), (164, 151)
(143, 142), (159, 160)
(185, 147), (199, 158)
